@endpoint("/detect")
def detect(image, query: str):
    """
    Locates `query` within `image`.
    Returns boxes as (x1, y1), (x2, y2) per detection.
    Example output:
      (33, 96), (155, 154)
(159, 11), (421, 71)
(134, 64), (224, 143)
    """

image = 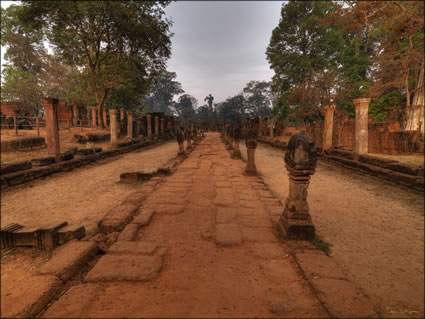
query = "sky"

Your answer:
(1, 1), (284, 105)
